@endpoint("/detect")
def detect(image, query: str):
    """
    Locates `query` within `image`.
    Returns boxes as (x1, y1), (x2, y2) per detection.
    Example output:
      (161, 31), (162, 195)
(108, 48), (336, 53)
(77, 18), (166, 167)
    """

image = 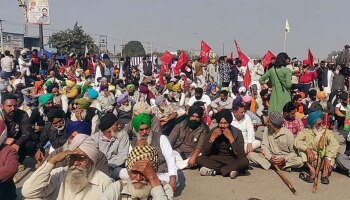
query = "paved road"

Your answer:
(16, 127), (350, 200)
